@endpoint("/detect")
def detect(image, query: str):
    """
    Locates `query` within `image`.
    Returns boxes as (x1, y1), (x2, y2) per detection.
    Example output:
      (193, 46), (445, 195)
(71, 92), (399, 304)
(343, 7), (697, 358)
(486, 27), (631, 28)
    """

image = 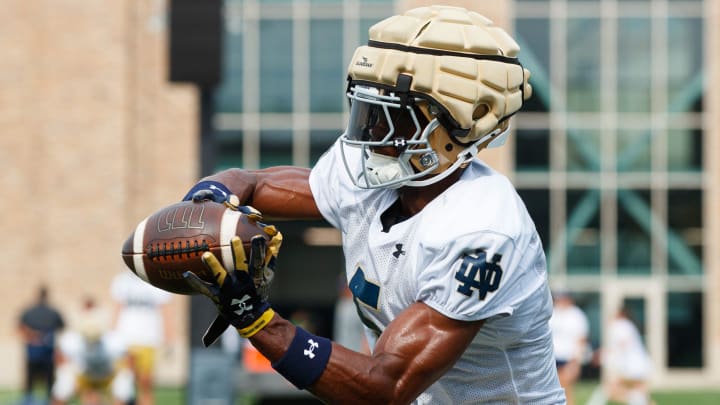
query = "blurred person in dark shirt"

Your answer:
(18, 285), (65, 404)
